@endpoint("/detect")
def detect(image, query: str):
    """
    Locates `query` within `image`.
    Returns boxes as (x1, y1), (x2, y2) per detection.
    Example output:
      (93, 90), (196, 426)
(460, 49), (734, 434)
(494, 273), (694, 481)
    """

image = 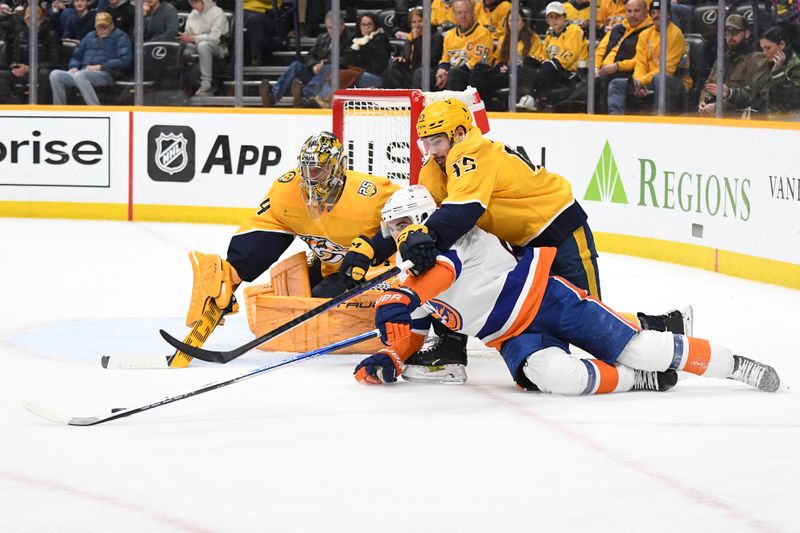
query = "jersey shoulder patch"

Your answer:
(277, 170), (298, 183)
(357, 180), (378, 198)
